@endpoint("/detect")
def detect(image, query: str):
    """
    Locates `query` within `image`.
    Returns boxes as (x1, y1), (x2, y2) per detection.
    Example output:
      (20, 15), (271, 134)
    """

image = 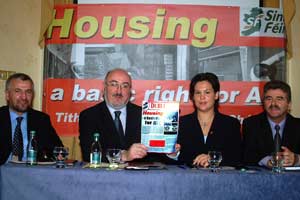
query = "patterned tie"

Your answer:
(274, 124), (281, 153)
(12, 117), (24, 161)
(114, 111), (125, 148)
